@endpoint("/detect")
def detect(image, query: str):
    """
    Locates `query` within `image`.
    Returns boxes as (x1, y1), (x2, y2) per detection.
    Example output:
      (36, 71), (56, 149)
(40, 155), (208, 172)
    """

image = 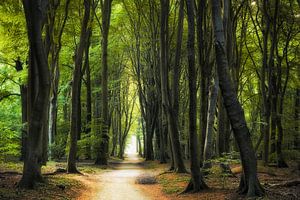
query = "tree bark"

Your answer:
(295, 89), (300, 150)
(95, 0), (112, 165)
(203, 72), (219, 164)
(211, 0), (264, 197)
(184, 0), (208, 192)
(19, 0), (50, 189)
(84, 28), (92, 159)
(67, 0), (91, 173)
